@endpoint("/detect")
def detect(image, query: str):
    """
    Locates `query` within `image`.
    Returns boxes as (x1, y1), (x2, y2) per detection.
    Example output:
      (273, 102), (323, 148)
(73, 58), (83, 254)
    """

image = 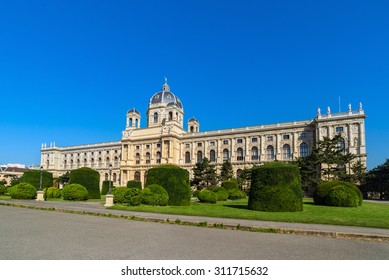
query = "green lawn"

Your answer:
(110, 198), (389, 229)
